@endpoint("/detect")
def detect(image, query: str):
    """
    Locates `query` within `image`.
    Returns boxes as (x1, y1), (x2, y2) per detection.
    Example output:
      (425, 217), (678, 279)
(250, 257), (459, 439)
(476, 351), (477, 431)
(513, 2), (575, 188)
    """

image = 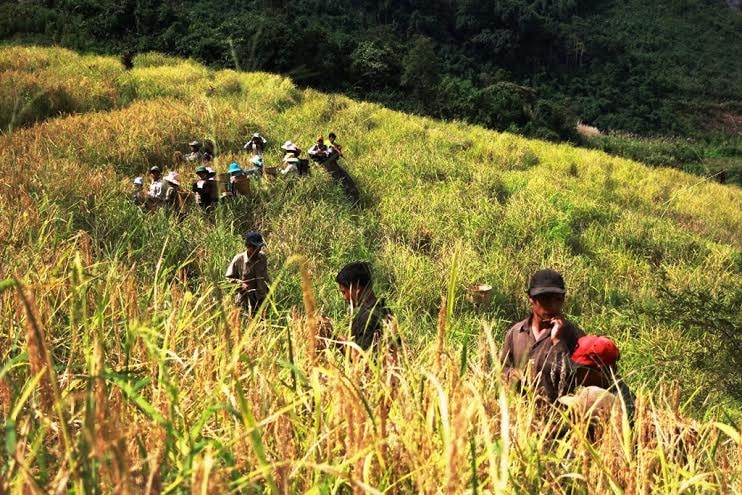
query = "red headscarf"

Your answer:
(571, 335), (620, 368)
